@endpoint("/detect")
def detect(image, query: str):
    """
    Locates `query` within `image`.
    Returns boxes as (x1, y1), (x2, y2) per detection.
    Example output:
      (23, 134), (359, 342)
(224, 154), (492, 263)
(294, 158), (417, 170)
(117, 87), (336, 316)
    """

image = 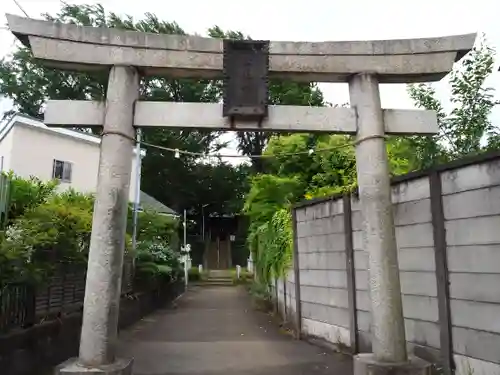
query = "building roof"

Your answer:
(139, 191), (177, 216)
(0, 113), (146, 156)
